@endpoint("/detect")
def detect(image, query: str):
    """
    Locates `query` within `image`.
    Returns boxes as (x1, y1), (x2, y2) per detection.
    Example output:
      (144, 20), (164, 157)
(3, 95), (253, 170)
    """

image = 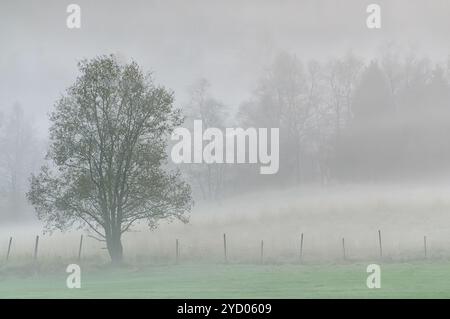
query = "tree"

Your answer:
(336, 61), (395, 180)
(238, 52), (310, 184)
(0, 103), (41, 221)
(302, 60), (334, 185)
(27, 55), (192, 263)
(183, 78), (228, 200)
(325, 53), (363, 143)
